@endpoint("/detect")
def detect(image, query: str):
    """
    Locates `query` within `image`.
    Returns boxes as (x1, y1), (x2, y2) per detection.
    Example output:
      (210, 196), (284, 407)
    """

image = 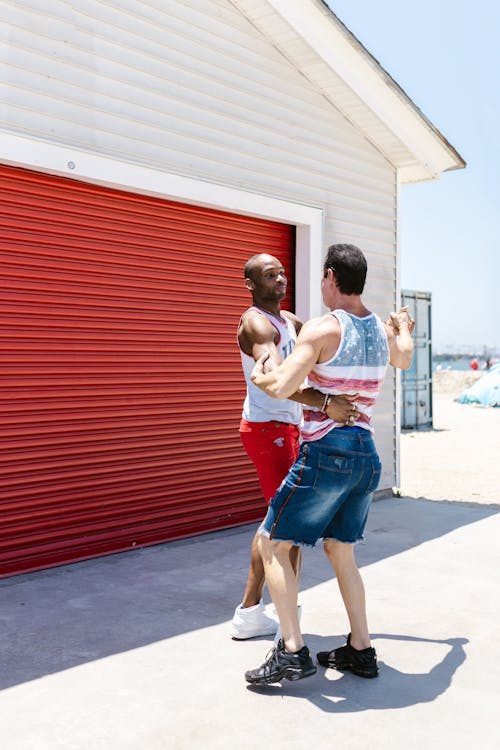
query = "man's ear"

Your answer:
(245, 278), (255, 292)
(326, 267), (338, 287)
